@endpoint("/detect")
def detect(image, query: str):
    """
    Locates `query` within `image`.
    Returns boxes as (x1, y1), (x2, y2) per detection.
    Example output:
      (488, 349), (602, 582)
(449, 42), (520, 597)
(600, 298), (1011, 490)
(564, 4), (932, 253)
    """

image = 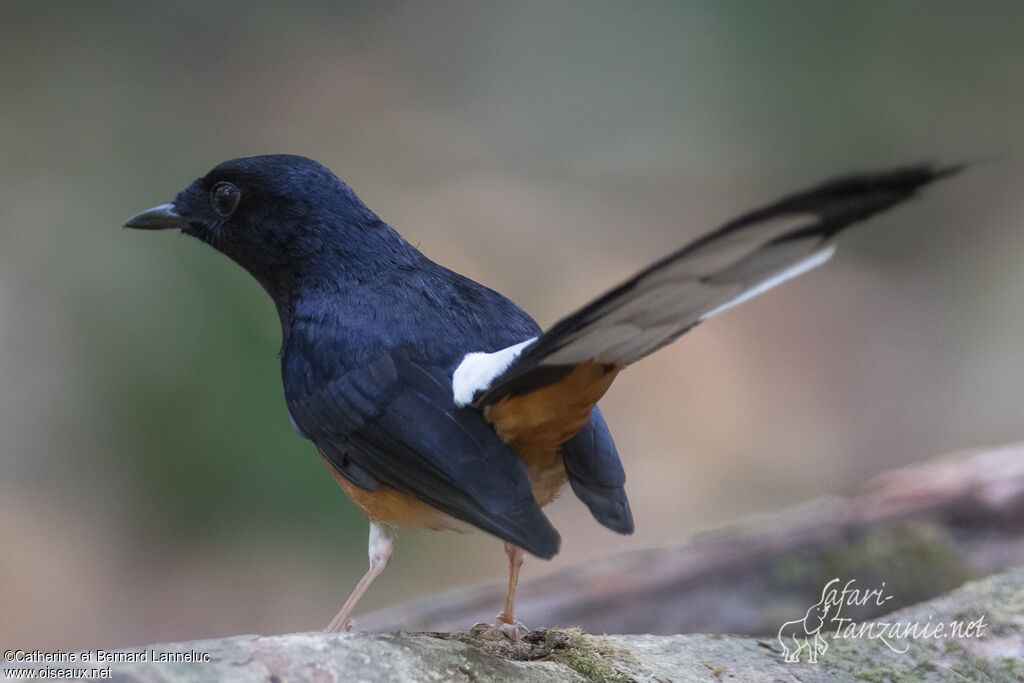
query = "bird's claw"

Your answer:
(324, 617), (355, 633)
(494, 613), (529, 648)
